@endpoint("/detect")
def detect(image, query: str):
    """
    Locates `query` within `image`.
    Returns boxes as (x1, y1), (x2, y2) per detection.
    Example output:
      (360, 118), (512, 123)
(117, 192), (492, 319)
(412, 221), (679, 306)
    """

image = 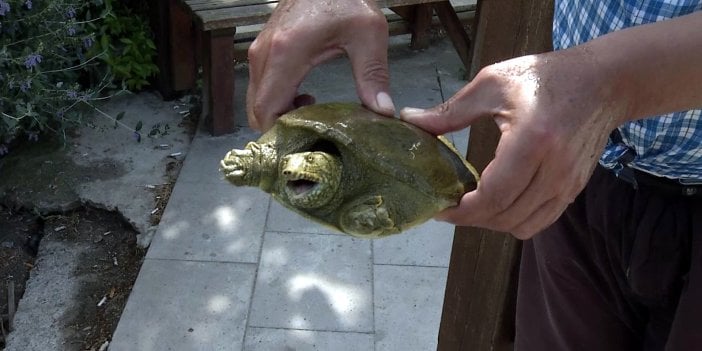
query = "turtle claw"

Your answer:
(231, 149), (252, 157)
